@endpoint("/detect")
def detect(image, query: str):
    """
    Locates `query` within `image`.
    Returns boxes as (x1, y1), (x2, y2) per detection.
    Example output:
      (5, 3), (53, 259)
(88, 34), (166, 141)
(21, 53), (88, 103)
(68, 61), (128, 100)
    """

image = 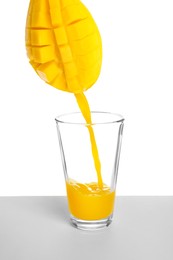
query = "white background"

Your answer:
(0, 0), (173, 195)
